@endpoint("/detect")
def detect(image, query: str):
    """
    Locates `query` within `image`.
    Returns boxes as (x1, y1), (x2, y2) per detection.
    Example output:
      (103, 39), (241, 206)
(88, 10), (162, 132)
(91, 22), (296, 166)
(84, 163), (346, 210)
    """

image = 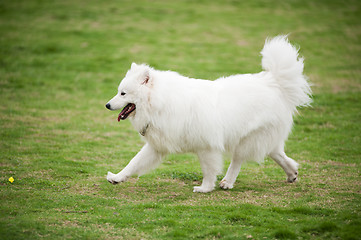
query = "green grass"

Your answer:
(1, 0), (360, 239)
